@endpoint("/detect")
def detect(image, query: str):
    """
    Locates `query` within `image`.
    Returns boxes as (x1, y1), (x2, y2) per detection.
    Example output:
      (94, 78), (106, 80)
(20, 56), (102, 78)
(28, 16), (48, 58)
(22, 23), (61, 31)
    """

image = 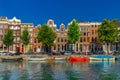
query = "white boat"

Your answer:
(54, 57), (66, 61)
(27, 56), (46, 61)
(89, 55), (116, 61)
